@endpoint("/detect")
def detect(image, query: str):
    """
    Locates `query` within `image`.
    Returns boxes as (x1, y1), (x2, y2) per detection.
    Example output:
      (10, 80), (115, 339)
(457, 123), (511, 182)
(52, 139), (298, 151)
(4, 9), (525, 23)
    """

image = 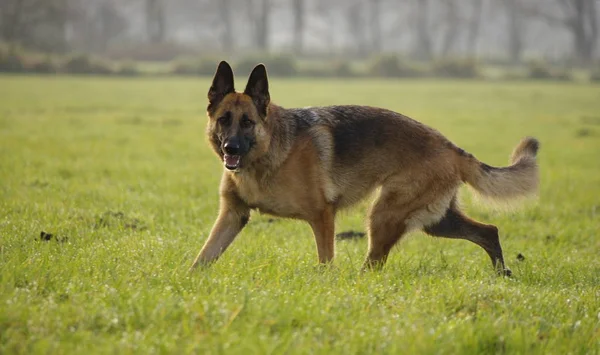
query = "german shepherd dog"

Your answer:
(190, 61), (539, 275)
